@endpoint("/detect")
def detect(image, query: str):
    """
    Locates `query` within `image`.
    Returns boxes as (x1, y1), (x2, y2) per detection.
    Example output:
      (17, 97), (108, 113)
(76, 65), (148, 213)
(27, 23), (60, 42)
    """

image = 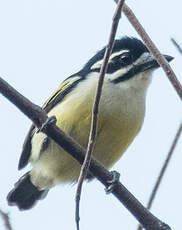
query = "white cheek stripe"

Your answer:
(108, 65), (132, 81)
(133, 52), (151, 65)
(90, 49), (130, 70)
